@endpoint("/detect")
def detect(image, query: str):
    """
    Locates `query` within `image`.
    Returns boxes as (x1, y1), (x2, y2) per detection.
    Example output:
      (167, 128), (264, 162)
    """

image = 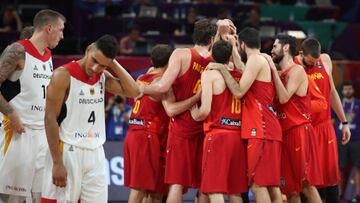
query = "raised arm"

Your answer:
(44, 67), (70, 187)
(190, 70), (214, 121)
(215, 55), (262, 99)
(322, 53), (350, 144)
(162, 88), (201, 118)
(143, 49), (185, 95)
(0, 43), (25, 133)
(104, 59), (140, 98)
